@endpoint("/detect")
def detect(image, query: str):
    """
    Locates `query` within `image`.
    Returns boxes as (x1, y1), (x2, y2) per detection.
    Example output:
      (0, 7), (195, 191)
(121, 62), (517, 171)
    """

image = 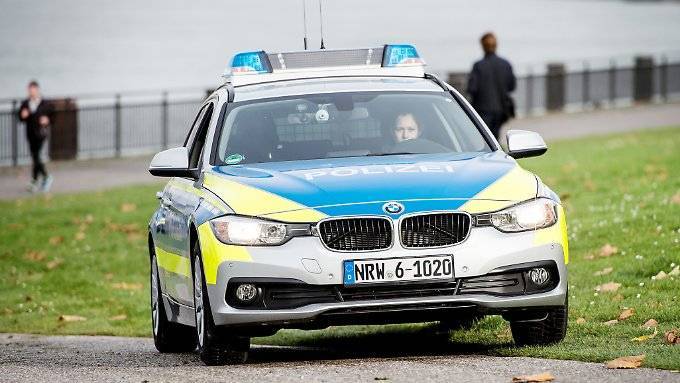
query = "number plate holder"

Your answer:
(343, 255), (454, 286)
